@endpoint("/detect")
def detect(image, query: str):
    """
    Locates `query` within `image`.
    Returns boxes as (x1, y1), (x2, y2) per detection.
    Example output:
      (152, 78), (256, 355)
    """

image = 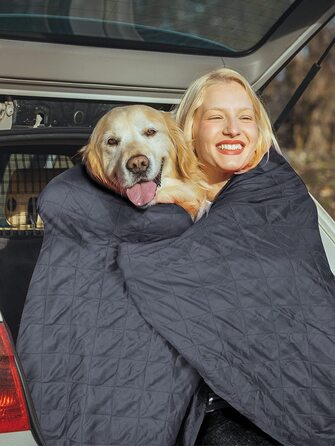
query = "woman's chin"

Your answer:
(218, 161), (245, 174)
(217, 153), (254, 174)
